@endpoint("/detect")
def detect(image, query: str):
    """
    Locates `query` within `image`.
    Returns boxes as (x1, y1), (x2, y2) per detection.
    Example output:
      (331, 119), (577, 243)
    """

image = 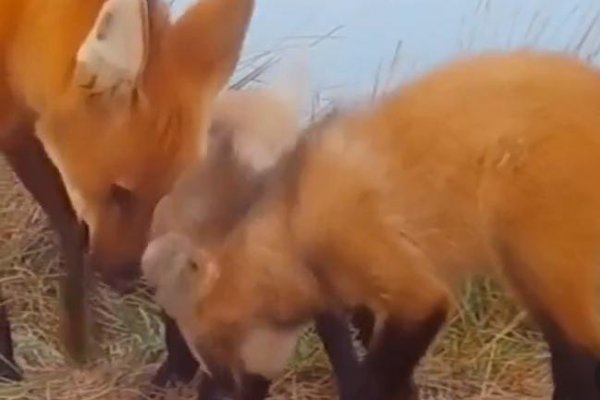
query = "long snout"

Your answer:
(101, 263), (141, 294)
(87, 249), (142, 294)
